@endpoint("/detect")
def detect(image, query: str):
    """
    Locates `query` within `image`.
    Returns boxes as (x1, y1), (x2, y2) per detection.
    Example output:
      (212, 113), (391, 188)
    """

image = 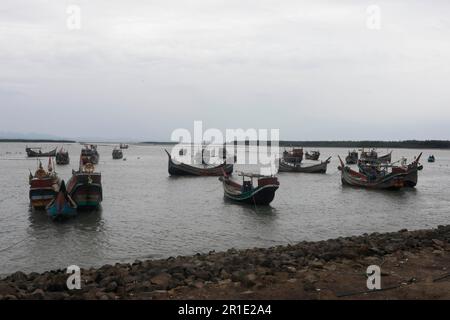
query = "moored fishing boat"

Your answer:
(219, 172), (279, 205)
(81, 144), (99, 165)
(338, 156), (405, 190)
(112, 148), (123, 159)
(46, 180), (77, 220)
(428, 155), (435, 163)
(278, 157), (331, 173)
(345, 150), (358, 164)
(55, 148), (70, 165)
(305, 150), (320, 161)
(29, 159), (60, 209)
(120, 143), (129, 149)
(67, 160), (102, 209)
(359, 153), (423, 188)
(26, 146), (57, 158)
(282, 147), (303, 164)
(165, 149), (233, 176)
